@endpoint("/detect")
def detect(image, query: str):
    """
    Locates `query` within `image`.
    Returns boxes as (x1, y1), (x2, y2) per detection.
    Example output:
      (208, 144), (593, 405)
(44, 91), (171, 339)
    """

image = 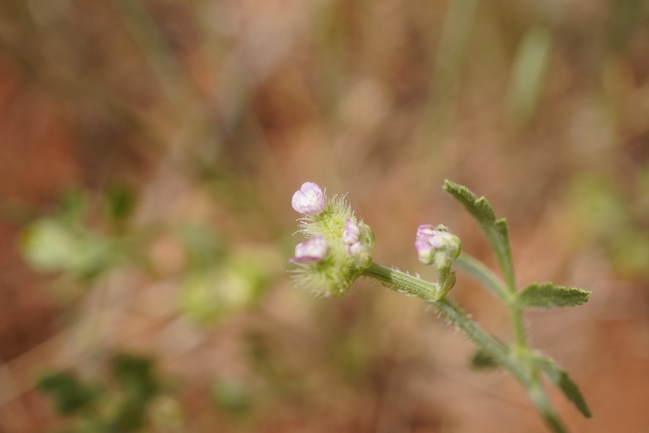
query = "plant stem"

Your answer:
(454, 253), (511, 302)
(361, 262), (437, 301)
(454, 253), (528, 348)
(362, 261), (567, 433)
(362, 262), (532, 386)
